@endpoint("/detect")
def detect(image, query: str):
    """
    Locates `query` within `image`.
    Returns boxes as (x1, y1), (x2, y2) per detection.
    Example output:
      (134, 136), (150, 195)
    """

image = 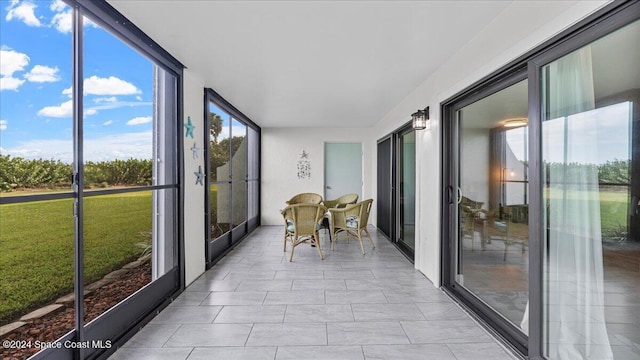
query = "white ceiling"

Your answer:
(107, 1), (515, 128)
